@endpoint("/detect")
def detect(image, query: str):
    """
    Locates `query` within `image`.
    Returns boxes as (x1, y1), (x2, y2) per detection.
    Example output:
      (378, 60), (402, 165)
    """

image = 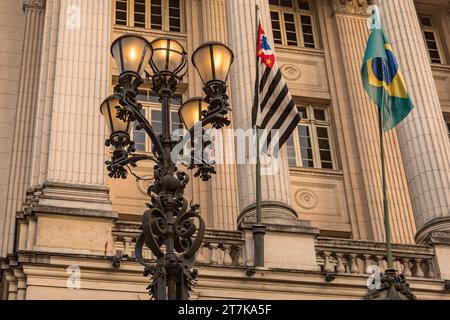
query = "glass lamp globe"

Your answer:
(111, 34), (153, 77)
(100, 95), (132, 142)
(192, 42), (234, 85)
(179, 97), (210, 130)
(150, 38), (186, 75)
